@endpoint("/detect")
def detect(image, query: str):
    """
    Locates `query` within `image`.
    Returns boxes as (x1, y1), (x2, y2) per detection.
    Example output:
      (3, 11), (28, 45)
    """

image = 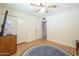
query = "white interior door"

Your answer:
(17, 18), (27, 44)
(35, 20), (42, 40)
